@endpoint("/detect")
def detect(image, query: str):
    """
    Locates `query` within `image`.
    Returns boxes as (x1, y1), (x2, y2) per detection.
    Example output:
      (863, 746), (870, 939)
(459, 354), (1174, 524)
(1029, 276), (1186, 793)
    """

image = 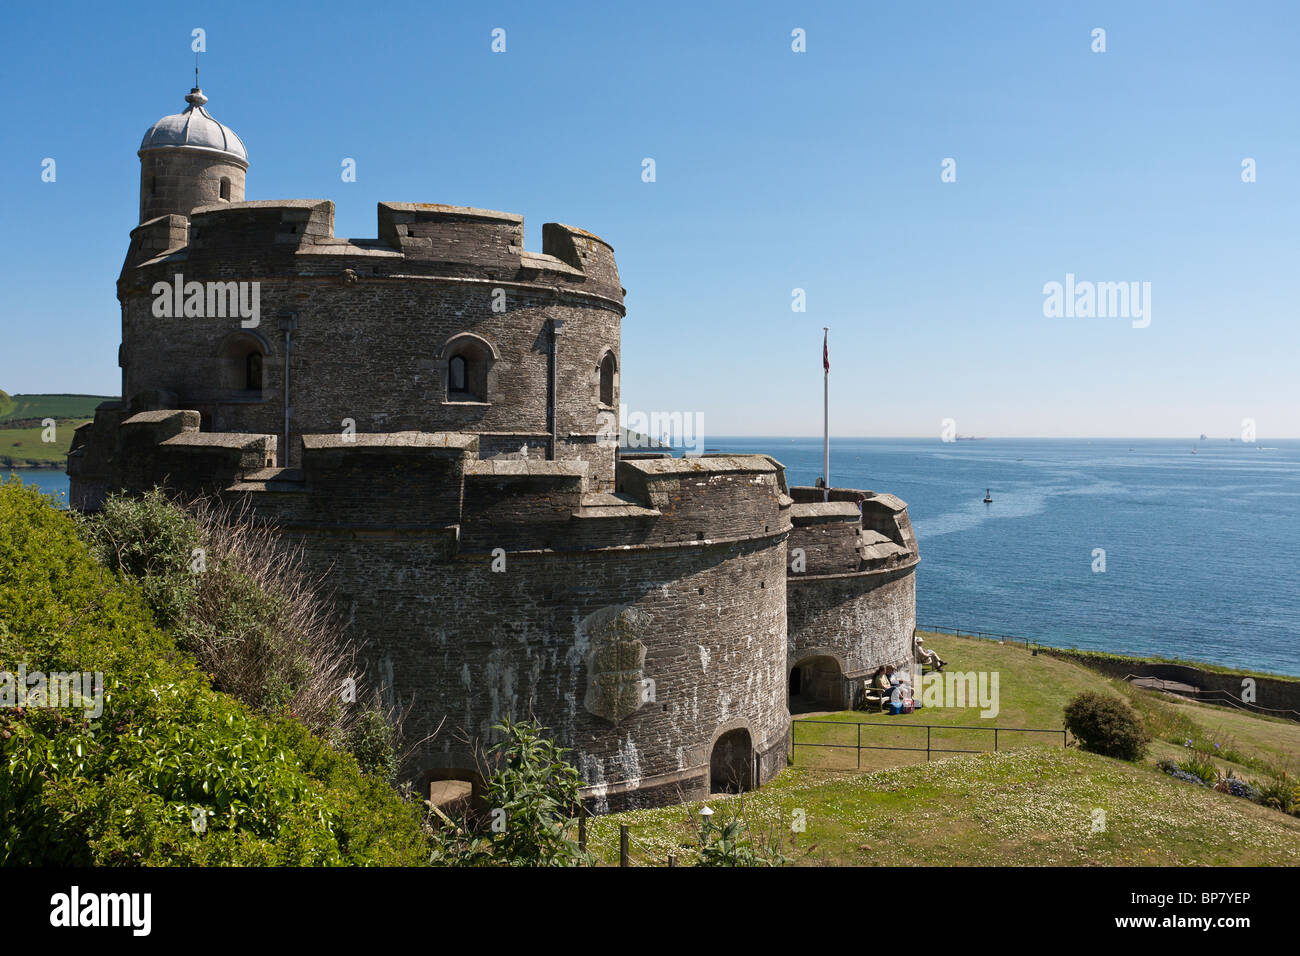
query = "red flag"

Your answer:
(823, 330), (829, 373)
